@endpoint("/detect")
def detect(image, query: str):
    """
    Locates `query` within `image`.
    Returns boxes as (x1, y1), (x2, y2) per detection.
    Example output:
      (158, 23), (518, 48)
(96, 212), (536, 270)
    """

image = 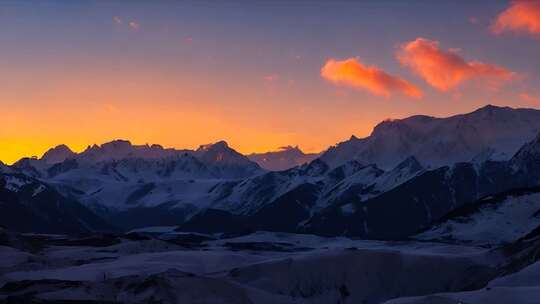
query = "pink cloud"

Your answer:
(320, 57), (422, 98)
(492, 0), (540, 37)
(397, 38), (515, 91)
(263, 74), (279, 83)
(113, 16), (122, 25)
(128, 21), (140, 30)
(520, 92), (540, 104)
